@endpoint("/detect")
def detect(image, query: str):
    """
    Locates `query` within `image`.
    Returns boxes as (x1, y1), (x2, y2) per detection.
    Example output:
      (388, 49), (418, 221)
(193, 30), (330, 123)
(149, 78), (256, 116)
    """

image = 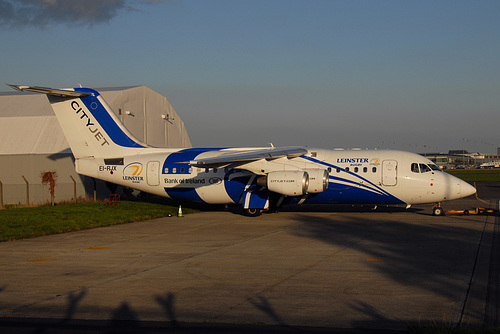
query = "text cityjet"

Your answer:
(71, 101), (110, 146)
